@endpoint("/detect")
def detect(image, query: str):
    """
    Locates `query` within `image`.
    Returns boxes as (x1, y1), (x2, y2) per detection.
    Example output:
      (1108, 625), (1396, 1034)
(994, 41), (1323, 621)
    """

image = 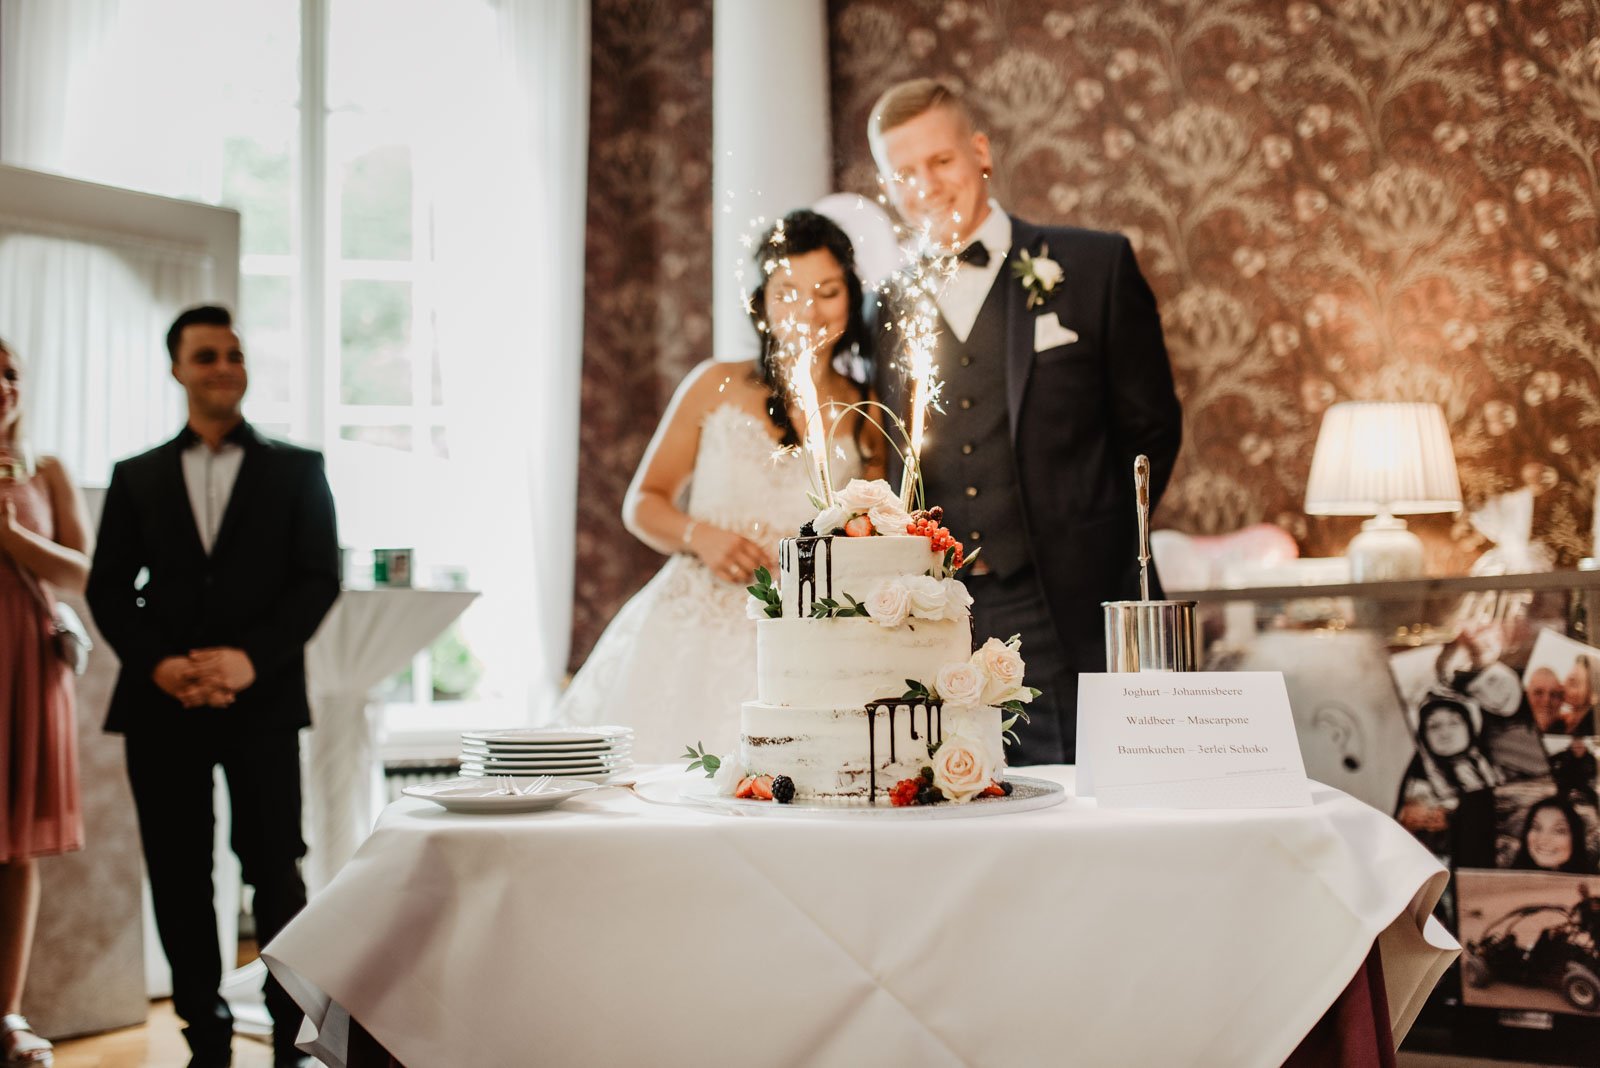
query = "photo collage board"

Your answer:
(1387, 589), (1600, 1022)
